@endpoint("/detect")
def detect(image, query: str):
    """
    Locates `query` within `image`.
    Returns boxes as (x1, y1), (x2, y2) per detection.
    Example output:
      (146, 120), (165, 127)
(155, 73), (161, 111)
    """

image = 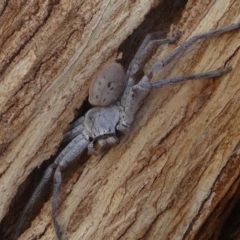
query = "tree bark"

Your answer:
(1, 0), (240, 240)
